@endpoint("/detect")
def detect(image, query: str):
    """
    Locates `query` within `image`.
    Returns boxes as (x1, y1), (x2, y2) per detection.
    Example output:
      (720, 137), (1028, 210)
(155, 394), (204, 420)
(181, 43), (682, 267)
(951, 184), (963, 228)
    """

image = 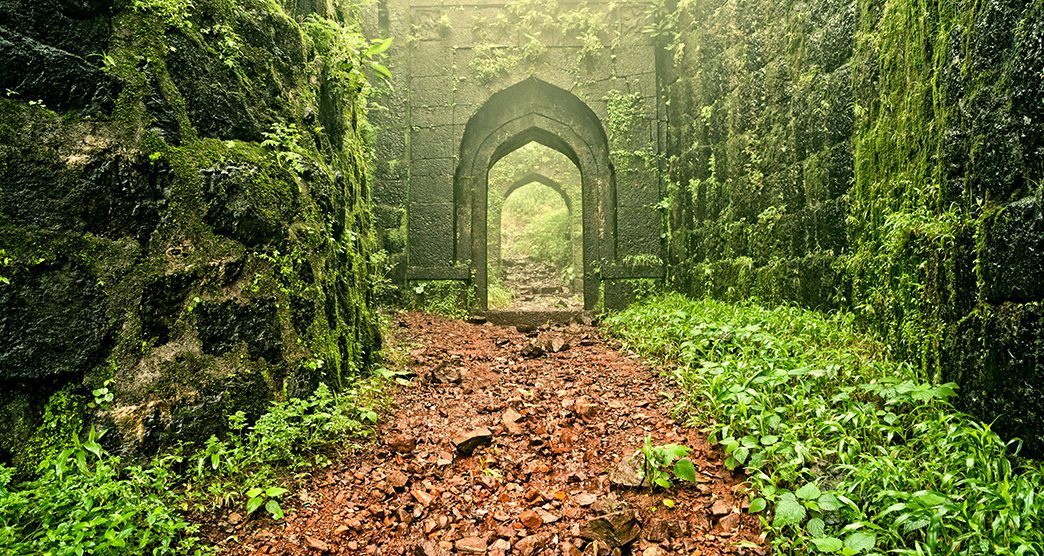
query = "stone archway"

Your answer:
(455, 77), (616, 310)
